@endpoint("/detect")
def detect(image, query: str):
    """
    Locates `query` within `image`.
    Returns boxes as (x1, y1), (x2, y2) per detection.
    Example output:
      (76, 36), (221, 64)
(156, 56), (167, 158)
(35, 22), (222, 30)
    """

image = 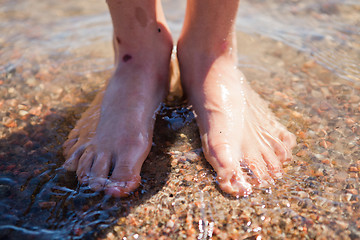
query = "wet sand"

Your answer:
(0, 0), (359, 239)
